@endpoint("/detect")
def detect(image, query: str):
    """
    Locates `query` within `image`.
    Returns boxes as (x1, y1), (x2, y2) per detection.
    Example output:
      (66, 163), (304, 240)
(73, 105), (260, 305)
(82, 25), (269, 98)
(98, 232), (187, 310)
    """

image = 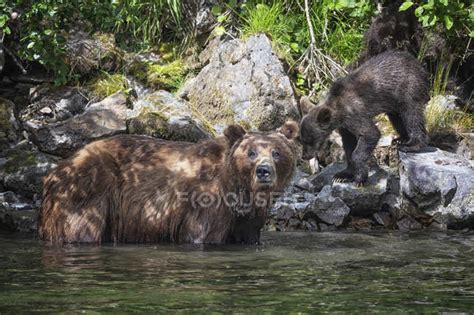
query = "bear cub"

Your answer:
(300, 51), (430, 184)
(39, 122), (298, 244)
